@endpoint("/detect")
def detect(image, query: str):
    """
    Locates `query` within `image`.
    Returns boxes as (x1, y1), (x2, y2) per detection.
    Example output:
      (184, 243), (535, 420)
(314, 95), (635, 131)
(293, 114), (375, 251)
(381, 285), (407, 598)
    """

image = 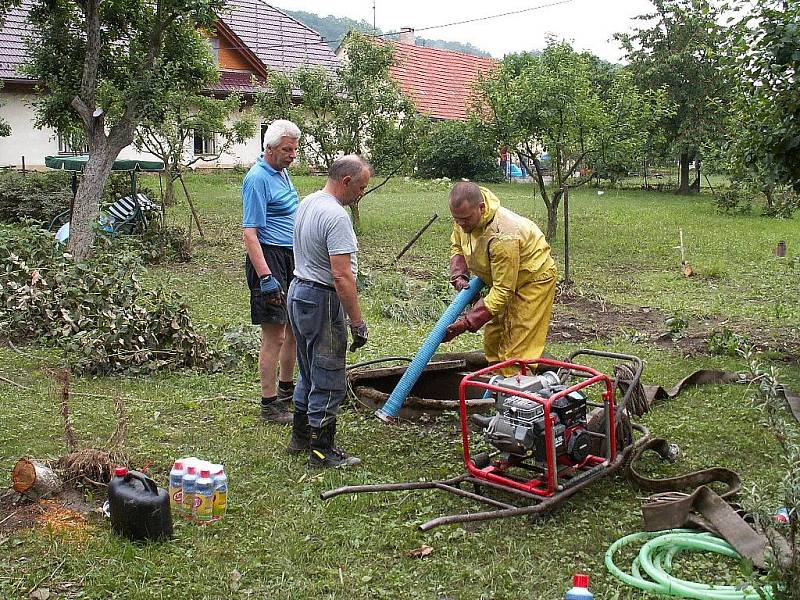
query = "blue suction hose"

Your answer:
(375, 276), (485, 422)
